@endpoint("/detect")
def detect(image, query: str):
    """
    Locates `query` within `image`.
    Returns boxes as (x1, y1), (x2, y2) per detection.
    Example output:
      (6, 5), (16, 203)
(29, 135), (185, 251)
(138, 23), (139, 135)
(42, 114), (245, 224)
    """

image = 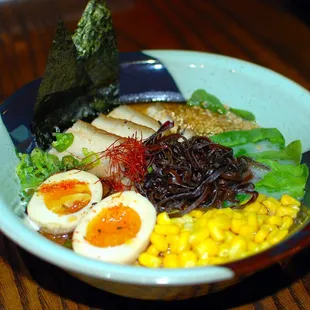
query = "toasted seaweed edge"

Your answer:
(32, 0), (119, 150)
